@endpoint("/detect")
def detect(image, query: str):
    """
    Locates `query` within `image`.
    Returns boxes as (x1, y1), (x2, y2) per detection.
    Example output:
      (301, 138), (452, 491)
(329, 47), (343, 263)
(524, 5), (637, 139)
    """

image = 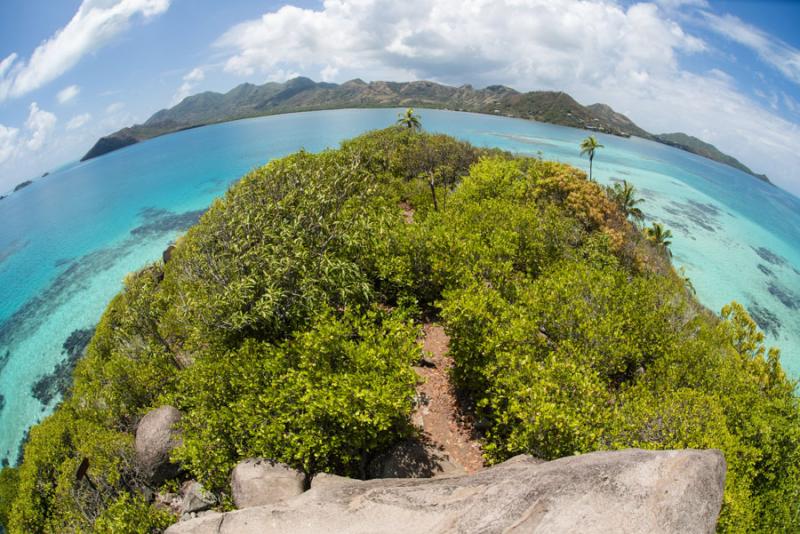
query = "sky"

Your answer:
(0, 0), (799, 194)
